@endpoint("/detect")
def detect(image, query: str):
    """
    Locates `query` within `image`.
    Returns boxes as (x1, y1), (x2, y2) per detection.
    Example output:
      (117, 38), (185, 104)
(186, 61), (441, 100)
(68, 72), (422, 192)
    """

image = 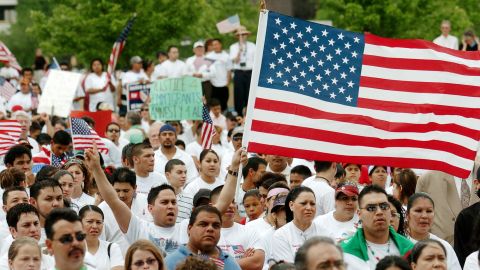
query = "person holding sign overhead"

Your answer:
(117, 56), (148, 115)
